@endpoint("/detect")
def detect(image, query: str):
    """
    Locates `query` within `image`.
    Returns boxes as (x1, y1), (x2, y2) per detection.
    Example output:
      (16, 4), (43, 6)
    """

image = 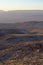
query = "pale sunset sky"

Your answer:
(0, 0), (43, 11)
